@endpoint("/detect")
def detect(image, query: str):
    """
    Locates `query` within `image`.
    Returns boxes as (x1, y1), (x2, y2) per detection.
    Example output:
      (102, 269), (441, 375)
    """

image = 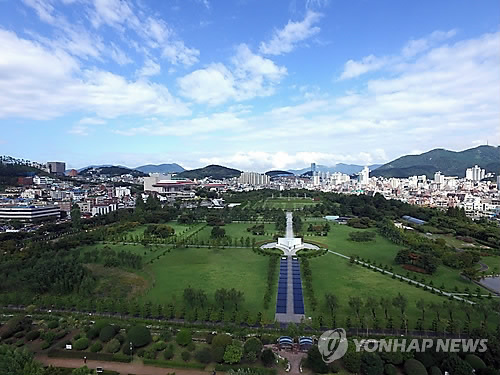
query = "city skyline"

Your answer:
(0, 0), (499, 170)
